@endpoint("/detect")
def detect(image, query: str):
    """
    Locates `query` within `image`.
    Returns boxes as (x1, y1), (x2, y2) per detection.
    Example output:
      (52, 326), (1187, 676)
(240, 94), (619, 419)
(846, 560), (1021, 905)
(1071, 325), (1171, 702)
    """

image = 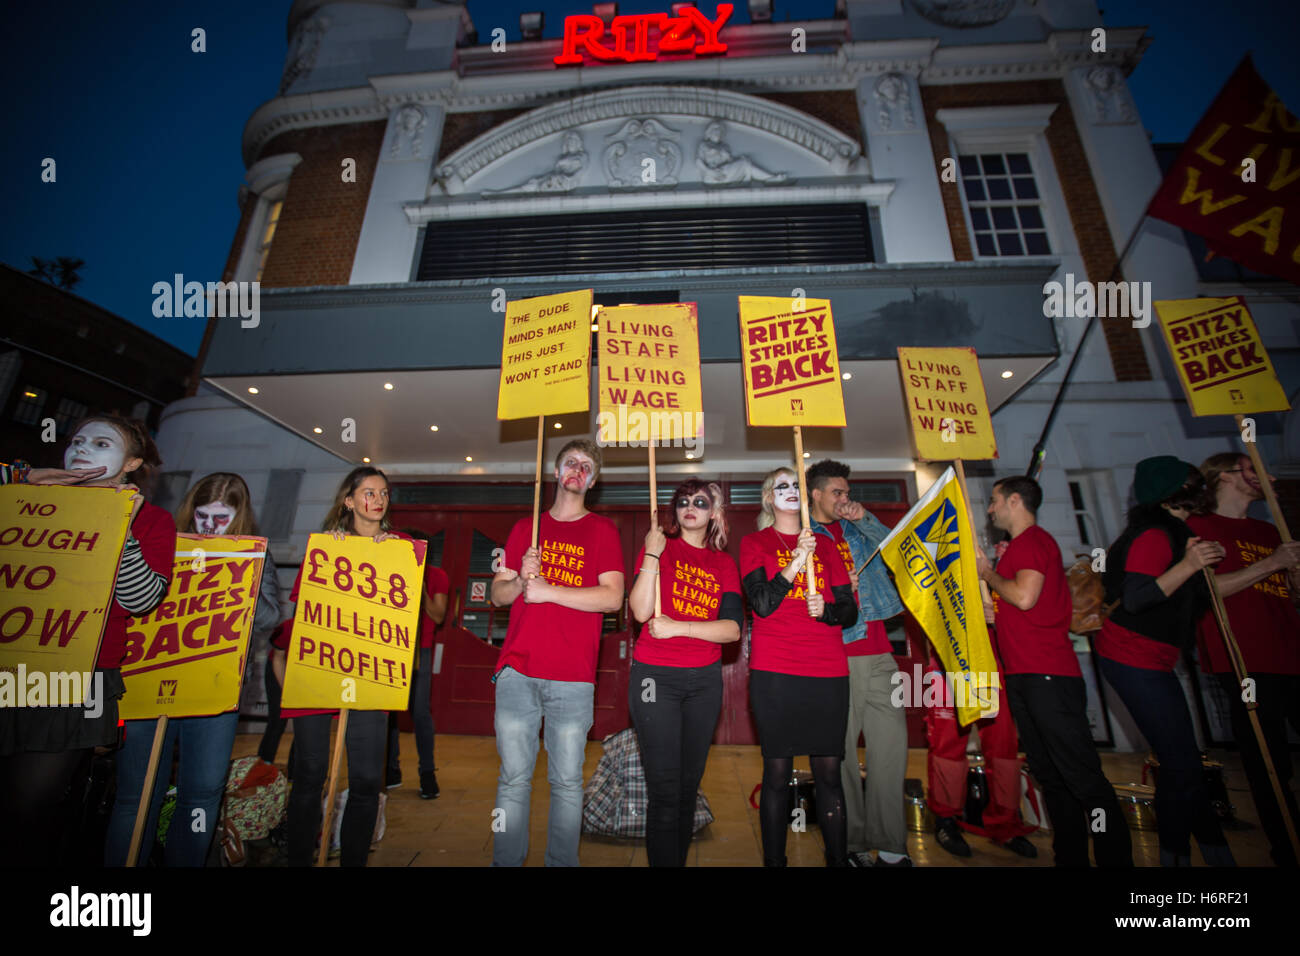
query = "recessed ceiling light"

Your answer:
(247, 386), (259, 394)
(802, 451), (810, 458)
(362, 457), (371, 463)
(465, 456), (473, 462)
(1001, 369), (1014, 379)
(841, 372), (852, 380)
(383, 382), (394, 390)
(312, 427), (322, 434)
(554, 422), (562, 429)
(685, 453), (695, 460)
(430, 425), (439, 431)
